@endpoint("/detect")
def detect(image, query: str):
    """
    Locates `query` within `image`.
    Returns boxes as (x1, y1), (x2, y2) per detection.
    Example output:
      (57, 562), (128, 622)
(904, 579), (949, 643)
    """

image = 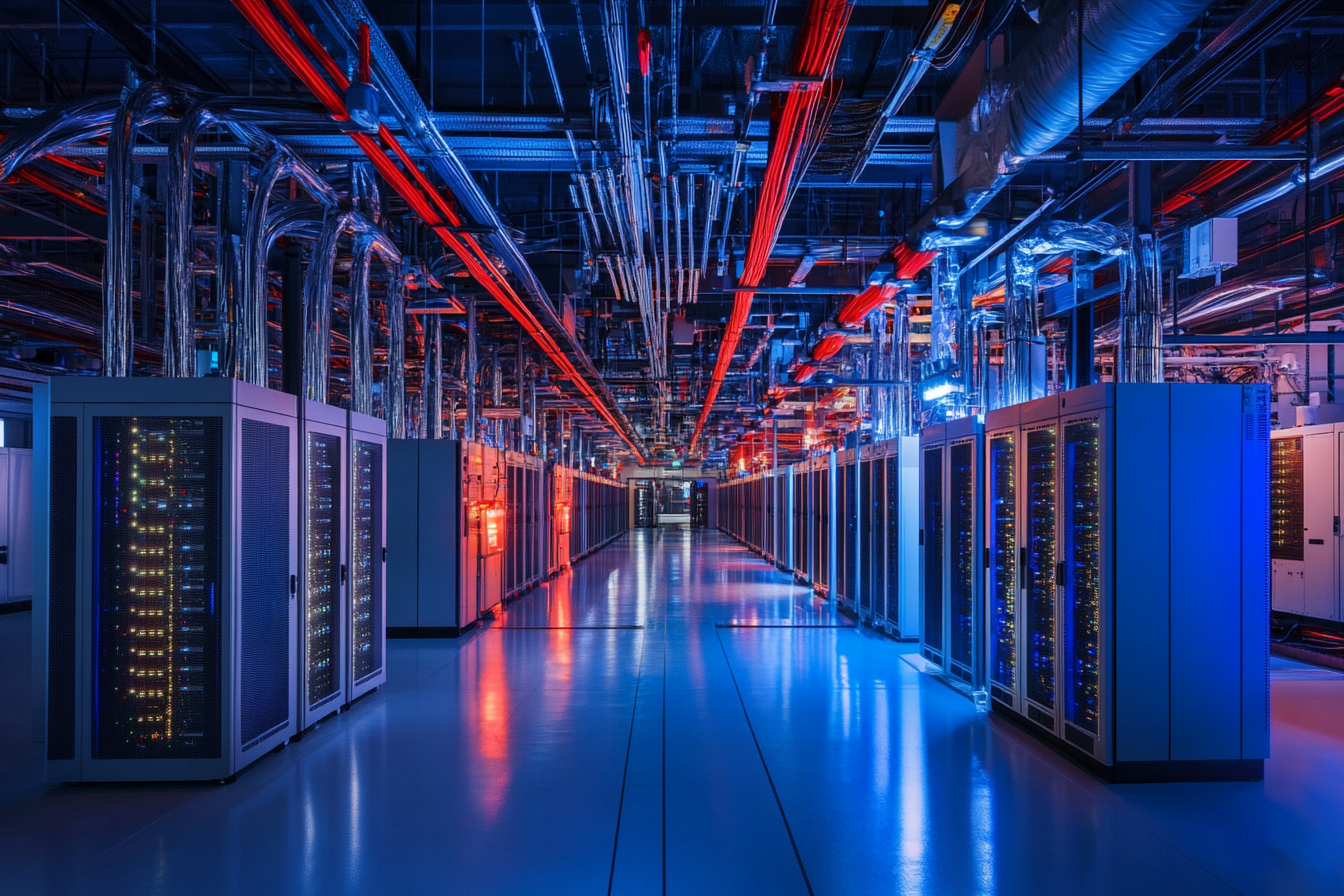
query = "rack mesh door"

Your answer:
(1025, 427), (1057, 711)
(240, 418), (291, 749)
(884, 456), (901, 625)
(988, 433), (1018, 692)
(47, 417), (78, 761)
(1063, 420), (1102, 739)
(949, 442), (976, 672)
(352, 440), (383, 683)
(922, 447), (943, 654)
(92, 416), (223, 760)
(305, 432), (340, 708)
